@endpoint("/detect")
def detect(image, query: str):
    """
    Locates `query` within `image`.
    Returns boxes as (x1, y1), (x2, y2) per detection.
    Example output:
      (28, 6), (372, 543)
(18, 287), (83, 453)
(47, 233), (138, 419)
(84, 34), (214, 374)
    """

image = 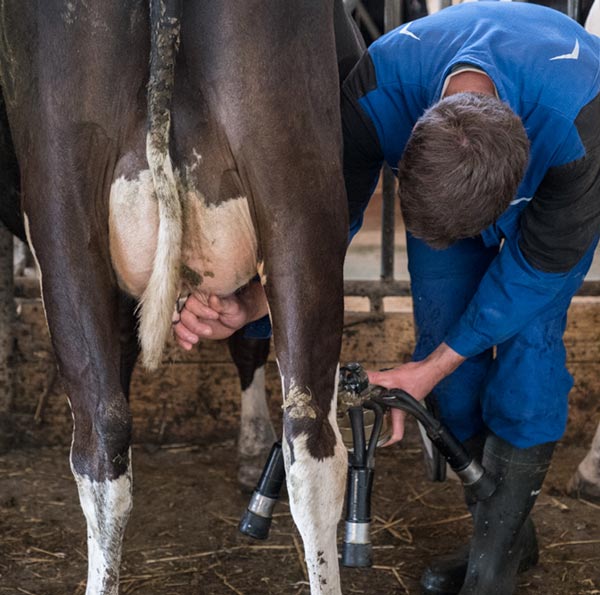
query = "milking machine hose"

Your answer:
(364, 387), (496, 502)
(338, 362), (497, 503)
(339, 365), (497, 568)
